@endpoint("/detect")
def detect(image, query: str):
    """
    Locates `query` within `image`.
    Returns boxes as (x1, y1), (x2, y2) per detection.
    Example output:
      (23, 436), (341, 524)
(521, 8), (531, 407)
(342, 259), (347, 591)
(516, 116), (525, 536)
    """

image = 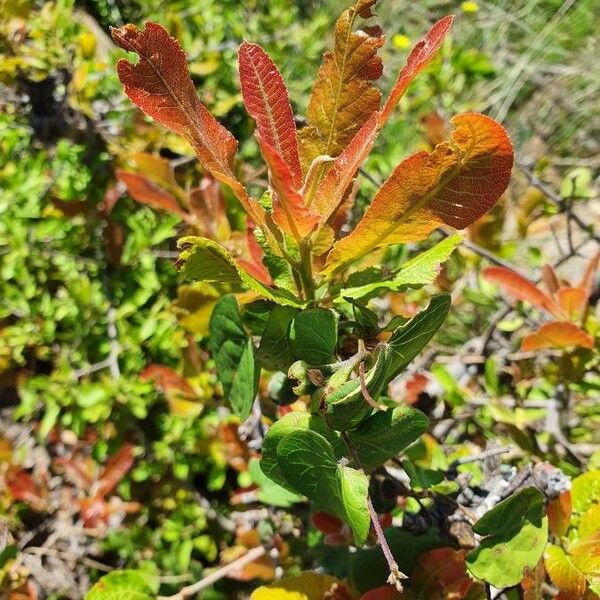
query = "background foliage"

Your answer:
(1, 0), (599, 599)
